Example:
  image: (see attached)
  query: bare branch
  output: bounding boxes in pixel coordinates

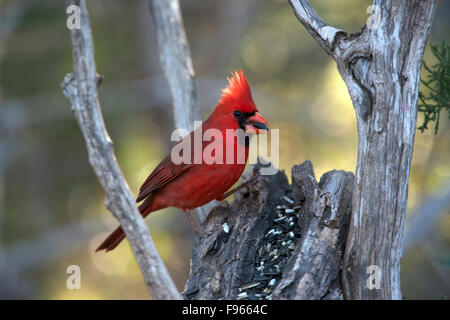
[287,0,346,58]
[288,1,372,121]
[0,0,35,57]
[61,0,180,300]
[149,0,200,131]
[149,0,216,222]
[0,0,36,255]
[1,219,103,275]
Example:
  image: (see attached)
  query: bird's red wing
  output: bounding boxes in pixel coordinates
[136,155,194,203]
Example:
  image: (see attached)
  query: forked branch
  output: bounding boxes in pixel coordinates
[61,0,181,300]
[287,0,347,58]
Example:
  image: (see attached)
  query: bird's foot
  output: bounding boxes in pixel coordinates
[222,173,259,199]
[193,229,210,239]
[184,209,210,239]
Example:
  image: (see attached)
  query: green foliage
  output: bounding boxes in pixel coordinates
[418,41,450,134]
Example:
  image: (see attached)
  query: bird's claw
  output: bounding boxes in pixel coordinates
[193,230,213,239]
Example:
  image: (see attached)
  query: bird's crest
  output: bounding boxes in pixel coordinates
[220,69,254,107]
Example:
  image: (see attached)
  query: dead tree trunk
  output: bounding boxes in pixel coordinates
[186,0,437,300]
[288,0,436,300]
[184,161,354,300]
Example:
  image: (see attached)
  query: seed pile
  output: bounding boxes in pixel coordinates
[236,196,302,300]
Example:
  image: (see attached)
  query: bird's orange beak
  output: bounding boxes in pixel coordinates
[245,112,269,134]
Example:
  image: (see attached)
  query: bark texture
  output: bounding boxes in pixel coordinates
[184,161,354,300]
[149,0,200,132]
[288,0,437,299]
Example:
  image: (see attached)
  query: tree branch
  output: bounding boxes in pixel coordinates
[287,0,373,121]
[61,0,181,300]
[149,0,216,222]
[287,0,347,58]
[149,0,200,131]
[0,0,35,57]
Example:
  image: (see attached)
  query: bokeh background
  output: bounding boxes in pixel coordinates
[0,0,448,299]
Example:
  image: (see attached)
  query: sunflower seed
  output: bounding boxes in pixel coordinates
[282,196,294,204]
[264,259,278,267]
[255,274,270,281]
[263,270,281,276]
[237,292,248,300]
[241,282,260,290]
[222,222,230,233]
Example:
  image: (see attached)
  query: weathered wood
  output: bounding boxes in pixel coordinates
[184,161,354,300]
[288,0,437,299]
[340,1,437,300]
[274,165,353,300]
[149,0,200,132]
[61,0,180,300]
[149,0,216,222]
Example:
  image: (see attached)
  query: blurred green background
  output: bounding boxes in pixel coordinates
[0,0,448,299]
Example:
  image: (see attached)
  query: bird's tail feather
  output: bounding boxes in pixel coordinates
[95,225,126,252]
[96,196,154,252]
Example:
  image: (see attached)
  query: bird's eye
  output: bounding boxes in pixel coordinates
[233,110,242,117]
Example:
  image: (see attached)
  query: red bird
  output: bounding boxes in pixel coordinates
[96,70,268,252]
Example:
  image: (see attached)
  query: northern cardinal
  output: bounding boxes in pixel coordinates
[96,70,268,252]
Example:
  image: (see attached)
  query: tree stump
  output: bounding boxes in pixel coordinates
[183,161,354,300]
